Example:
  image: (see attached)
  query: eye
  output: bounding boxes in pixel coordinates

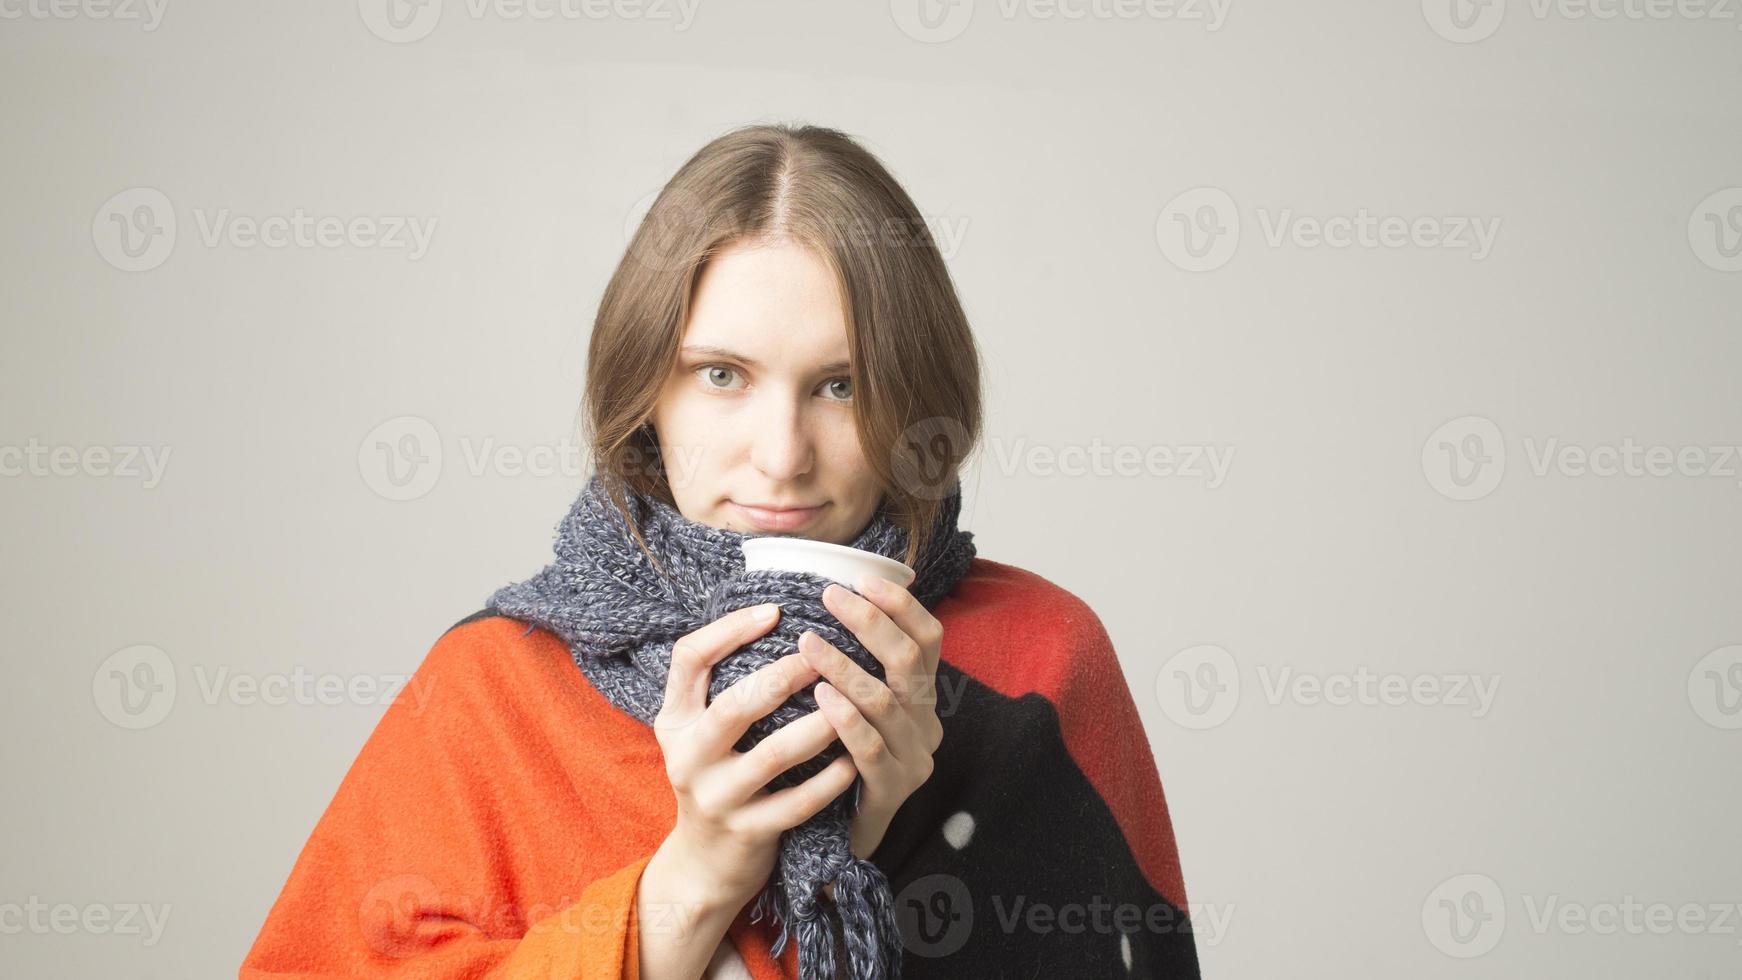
[821,377,853,401]
[696,364,744,390]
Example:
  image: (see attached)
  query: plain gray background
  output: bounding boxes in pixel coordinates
[3,1,1740,976]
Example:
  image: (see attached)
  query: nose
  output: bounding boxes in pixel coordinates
[749,391,815,482]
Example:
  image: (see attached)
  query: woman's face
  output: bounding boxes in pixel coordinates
[649,236,884,545]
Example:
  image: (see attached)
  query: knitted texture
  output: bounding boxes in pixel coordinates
[486,473,977,980]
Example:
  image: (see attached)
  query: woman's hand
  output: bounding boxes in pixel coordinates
[641,602,864,978]
[802,575,947,865]
[652,602,858,912]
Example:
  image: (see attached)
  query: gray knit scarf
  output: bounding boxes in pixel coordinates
[486,472,976,980]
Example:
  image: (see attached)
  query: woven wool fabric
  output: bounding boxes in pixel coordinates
[240,558,1202,979]
[485,473,978,980]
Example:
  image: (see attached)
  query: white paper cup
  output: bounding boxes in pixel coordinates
[740,536,916,593]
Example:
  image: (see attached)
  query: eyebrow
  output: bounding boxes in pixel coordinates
[680,345,851,374]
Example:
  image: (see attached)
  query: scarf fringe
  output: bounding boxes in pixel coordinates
[833,859,902,980]
[752,857,902,980]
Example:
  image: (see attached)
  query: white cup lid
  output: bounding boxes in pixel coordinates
[740,536,916,591]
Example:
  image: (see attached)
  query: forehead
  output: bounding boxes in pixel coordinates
[683,239,849,361]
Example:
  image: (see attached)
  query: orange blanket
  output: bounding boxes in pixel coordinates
[241,557,1197,978]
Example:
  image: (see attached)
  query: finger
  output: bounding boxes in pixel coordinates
[659,603,780,726]
[699,652,819,755]
[739,754,858,835]
[857,577,944,672]
[732,708,840,793]
[814,681,901,778]
[798,631,903,735]
[822,582,921,673]
[821,581,937,702]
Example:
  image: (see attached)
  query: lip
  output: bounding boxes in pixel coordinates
[732,500,828,532]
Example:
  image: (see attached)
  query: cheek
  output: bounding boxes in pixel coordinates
[651,394,722,496]
[656,391,727,450]
[823,448,882,514]
[817,429,874,477]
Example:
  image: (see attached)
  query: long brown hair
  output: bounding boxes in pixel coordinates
[584,123,982,570]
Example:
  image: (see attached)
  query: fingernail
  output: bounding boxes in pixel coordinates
[755,603,778,621]
[858,576,881,594]
[799,631,817,654]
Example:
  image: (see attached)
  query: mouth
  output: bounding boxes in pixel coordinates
[731,500,828,533]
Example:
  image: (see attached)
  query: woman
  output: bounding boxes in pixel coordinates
[241,124,1199,979]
